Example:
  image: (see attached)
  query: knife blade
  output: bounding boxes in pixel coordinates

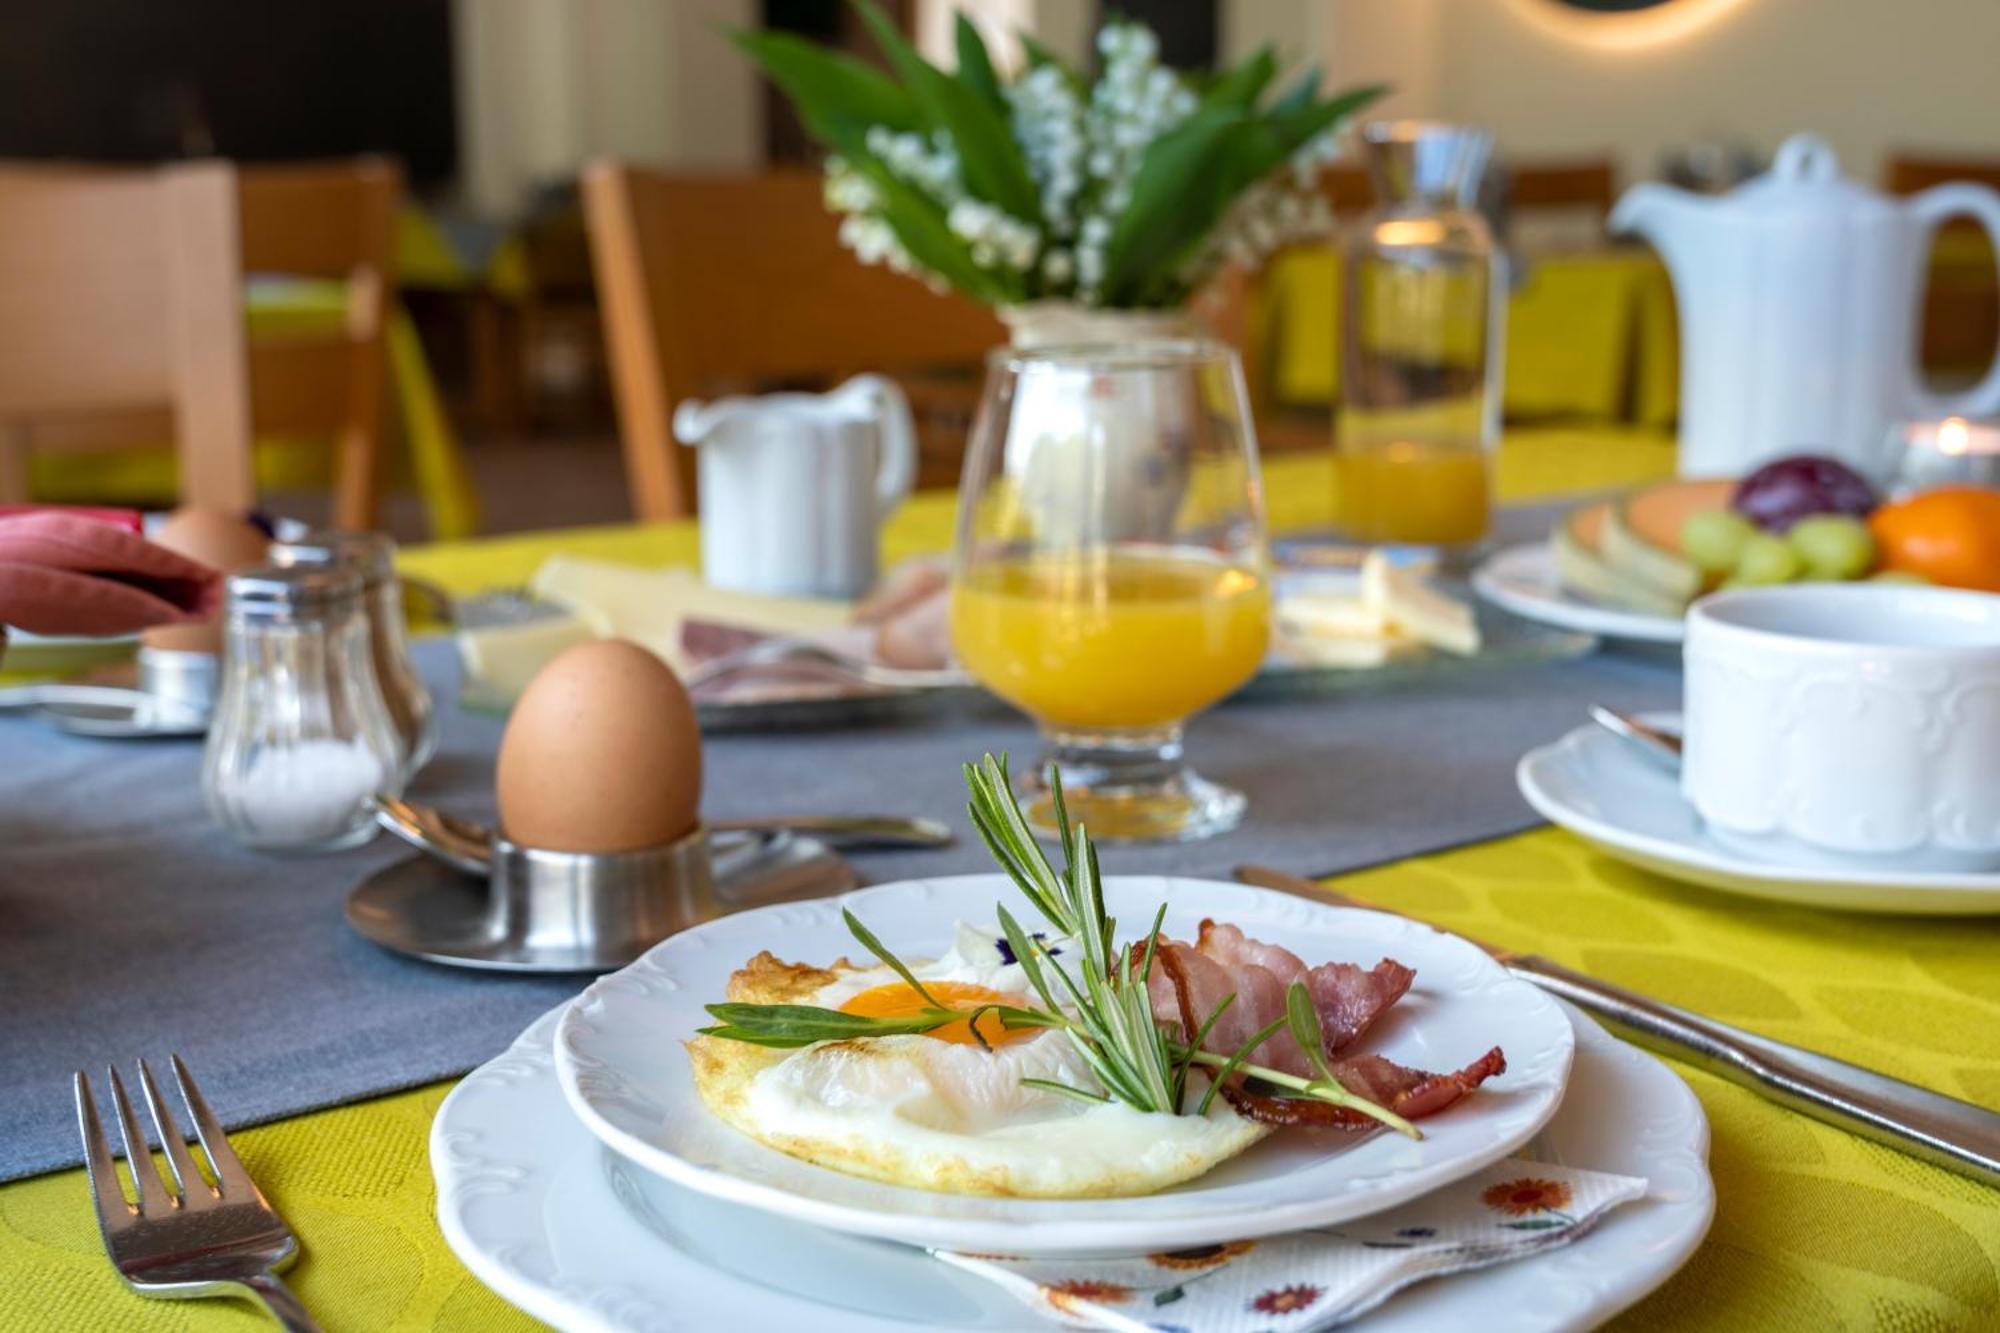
[1234,863,2000,1188]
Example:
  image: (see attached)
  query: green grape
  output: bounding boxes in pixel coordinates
[1680,509,1758,574]
[1729,532,1804,586]
[1870,569,1930,585]
[1786,514,1877,580]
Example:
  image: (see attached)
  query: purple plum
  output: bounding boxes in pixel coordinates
[1731,455,1879,533]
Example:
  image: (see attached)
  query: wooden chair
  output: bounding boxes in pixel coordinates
[236,157,399,529]
[583,163,1005,521]
[0,162,253,509]
[1884,153,2000,374]
[1,158,399,526]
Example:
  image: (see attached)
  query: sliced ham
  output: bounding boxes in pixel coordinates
[1196,920,1413,1051]
[1218,1048,1506,1128]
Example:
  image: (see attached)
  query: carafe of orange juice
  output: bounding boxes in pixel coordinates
[1335,122,1504,555]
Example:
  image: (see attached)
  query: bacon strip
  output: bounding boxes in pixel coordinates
[1196,921,1414,1051]
[1149,924,1504,1130]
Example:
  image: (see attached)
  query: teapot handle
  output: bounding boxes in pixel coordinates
[1907,184,2000,419]
[842,374,916,518]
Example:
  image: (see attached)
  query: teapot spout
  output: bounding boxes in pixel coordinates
[1608,182,1712,270]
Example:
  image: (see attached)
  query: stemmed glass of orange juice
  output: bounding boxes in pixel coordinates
[950,341,1271,843]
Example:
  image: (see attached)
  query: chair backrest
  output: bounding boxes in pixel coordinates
[583,163,1004,520]
[1885,153,2000,195]
[236,157,400,528]
[0,161,253,509]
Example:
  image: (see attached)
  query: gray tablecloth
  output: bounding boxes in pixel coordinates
[0,625,1676,1184]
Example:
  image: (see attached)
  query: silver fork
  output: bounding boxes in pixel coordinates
[75,1056,320,1331]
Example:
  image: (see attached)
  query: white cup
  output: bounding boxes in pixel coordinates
[1683,584,2000,872]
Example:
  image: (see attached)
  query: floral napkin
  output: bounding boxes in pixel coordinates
[933,1160,1647,1332]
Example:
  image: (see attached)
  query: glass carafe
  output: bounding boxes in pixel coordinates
[1336,122,1502,556]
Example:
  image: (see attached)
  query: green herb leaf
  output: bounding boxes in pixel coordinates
[1020,1076,1111,1104]
[843,906,945,1008]
[1195,1013,1290,1115]
[699,1002,955,1048]
[1203,47,1276,112]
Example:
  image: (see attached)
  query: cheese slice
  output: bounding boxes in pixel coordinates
[526,557,852,671]
[1361,550,1481,656]
[456,615,594,705]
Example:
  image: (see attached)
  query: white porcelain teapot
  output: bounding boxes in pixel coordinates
[1612,133,2000,479]
[673,374,915,599]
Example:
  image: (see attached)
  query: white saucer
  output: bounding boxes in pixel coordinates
[1473,544,1684,645]
[552,876,1576,1257]
[435,1001,1712,1333]
[1519,716,2000,914]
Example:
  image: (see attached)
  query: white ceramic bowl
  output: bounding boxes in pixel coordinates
[1683,583,2000,871]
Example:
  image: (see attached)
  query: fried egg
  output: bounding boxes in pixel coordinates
[686,925,1268,1198]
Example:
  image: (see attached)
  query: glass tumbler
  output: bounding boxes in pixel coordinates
[202,565,403,853]
[950,341,1271,843]
[1336,121,1503,556]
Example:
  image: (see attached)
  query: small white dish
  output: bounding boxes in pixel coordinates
[1684,584,2000,872]
[1520,715,2000,913]
[1472,544,1684,645]
[437,1001,1712,1333]
[552,875,1576,1258]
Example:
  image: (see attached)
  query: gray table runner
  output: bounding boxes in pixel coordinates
[0,617,1676,1183]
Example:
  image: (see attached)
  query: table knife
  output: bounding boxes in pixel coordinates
[1235,863,2000,1188]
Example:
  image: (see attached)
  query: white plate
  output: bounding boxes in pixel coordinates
[552,876,1577,1257]
[1519,716,2000,914]
[1473,544,1685,645]
[438,1000,1712,1333]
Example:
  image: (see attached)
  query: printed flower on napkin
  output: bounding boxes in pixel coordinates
[935,1159,1646,1332]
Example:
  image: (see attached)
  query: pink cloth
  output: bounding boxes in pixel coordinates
[0,513,220,637]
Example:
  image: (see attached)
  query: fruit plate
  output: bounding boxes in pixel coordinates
[1518,715,2000,914]
[1474,544,1685,645]
[439,1000,1711,1333]
[552,875,1577,1258]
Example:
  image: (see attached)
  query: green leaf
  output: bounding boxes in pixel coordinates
[843,907,944,1008]
[1096,105,1252,303]
[1204,47,1276,112]
[854,0,1041,221]
[1196,1012,1290,1115]
[843,154,1007,301]
[954,14,1006,113]
[700,1002,954,1048]
[1284,980,1343,1089]
[731,29,922,142]
[1020,1076,1110,1104]
[1269,65,1323,119]
[1267,83,1387,158]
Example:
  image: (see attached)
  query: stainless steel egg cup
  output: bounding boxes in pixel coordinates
[350,795,859,972]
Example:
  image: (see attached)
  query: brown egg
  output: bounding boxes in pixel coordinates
[496,638,702,852]
[139,506,270,653]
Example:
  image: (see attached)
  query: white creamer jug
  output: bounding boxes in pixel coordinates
[1612,133,2000,479]
[673,374,915,599]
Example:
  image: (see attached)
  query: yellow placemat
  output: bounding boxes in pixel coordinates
[5,827,1993,1331]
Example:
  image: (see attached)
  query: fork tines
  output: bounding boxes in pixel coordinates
[75,1054,256,1225]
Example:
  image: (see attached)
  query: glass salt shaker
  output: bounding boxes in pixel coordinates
[202,565,403,853]
[273,530,437,779]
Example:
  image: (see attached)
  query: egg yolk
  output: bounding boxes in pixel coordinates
[839,981,1040,1047]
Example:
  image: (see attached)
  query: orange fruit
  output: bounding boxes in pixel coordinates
[1868,487,2000,592]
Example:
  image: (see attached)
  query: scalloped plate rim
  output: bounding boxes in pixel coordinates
[551,874,1578,1256]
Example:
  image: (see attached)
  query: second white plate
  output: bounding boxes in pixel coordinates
[553,875,1576,1257]
[1519,716,2000,913]
[1473,543,1685,645]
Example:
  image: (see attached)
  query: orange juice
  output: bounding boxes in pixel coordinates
[950,550,1270,731]
[1333,441,1491,545]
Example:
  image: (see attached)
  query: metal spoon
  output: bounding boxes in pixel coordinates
[1589,705,1683,770]
[372,795,951,865]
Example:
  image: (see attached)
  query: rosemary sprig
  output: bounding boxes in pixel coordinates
[699,752,1418,1137]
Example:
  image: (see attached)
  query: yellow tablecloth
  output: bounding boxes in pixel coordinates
[1261,246,1682,431]
[6,437,1996,1333]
